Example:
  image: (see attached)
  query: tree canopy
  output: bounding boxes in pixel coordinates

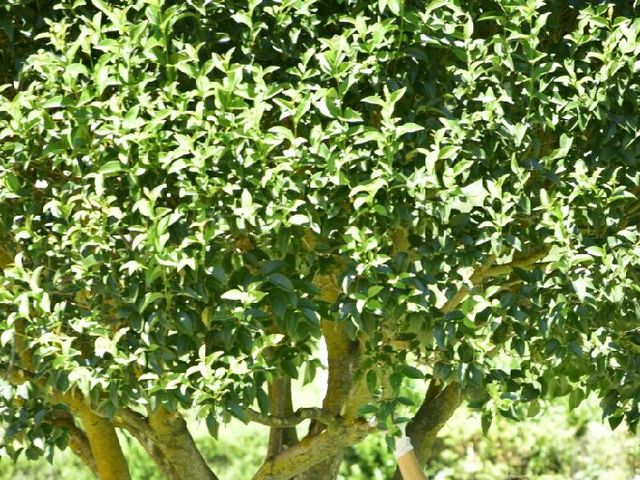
[1,1,640,479]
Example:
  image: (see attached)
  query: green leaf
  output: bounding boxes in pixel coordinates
[434,362,451,381]
[206,414,219,438]
[302,308,320,327]
[481,412,492,434]
[4,174,20,193]
[221,289,246,301]
[527,400,541,417]
[269,274,294,292]
[18,294,30,318]
[289,214,309,226]
[569,389,584,410]
[600,390,619,418]
[366,369,378,393]
[98,161,124,175]
[571,278,588,302]
[281,359,298,379]
[256,387,269,415]
[0,329,13,347]
[521,384,540,402]
[402,365,424,379]
[388,0,402,15]
[133,199,153,218]
[461,180,488,208]
[608,415,623,430]
[397,123,423,136]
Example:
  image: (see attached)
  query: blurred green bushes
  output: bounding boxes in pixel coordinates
[341,397,640,480]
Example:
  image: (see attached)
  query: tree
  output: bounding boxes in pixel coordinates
[1,0,639,479]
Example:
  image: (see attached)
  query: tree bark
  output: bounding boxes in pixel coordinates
[392,382,462,480]
[148,406,219,480]
[10,323,130,480]
[75,406,132,480]
[267,376,298,457]
[114,408,180,480]
[253,419,373,480]
[52,411,99,477]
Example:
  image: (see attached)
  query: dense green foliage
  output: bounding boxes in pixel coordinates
[0,1,57,88]
[1,0,640,477]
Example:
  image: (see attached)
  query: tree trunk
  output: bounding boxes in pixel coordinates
[296,455,343,480]
[267,376,299,457]
[114,409,180,480]
[52,411,99,477]
[148,406,219,480]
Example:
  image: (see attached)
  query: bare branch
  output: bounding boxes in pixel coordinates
[245,407,337,428]
[481,248,549,280]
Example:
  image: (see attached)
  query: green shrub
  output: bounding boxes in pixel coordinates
[2,1,640,479]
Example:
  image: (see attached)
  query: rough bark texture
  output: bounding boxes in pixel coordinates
[392,382,463,480]
[0,244,12,270]
[66,425,98,476]
[253,420,373,480]
[148,406,219,480]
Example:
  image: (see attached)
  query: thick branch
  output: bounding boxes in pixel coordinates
[297,269,372,480]
[52,412,98,477]
[247,407,337,429]
[113,409,180,480]
[313,268,367,422]
[295,322,364,480]
[392,382,462,480]
[148,406,219,480]
[252,420,375,480]
[74,405,132,480]
[3,290,207,480]
[1,362,130,479]
[0,361,178,480]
